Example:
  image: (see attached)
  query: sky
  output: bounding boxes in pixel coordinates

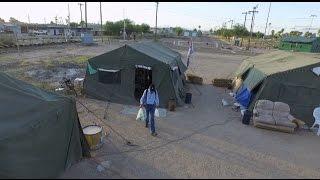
[1,2,320,34]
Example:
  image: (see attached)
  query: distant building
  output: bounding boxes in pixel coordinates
[183,29,199,37]
[279,36,320,53]
[0,23,21,34]
[183,31,191,37]
[19,23,93,36]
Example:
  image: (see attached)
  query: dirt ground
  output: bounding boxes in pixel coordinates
[1,38,320,179]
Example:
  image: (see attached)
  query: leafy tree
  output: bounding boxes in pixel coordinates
[140,23,150,33]
[317,29,320,37]
[274,28,285,38]
[70,22,79,28]
[209,28,213,34]
[304,31,313,38]
[173,27,183,36]
[9,17,21,24]
[232,24,249,37]
[254,31,264,38]
[271,30,275,37]
[0,17,5,23]
[289,31,303,36]
[103,19,150,36]
[79,21,85,27]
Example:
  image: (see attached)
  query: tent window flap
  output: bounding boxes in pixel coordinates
[98,69,121,84]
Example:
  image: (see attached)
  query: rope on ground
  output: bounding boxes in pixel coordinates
[97,115,239,157]
[76,99,136,147]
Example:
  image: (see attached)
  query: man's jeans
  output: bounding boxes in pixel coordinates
[145,104,156,134]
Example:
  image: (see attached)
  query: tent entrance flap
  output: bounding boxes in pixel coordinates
[134,66,152,101]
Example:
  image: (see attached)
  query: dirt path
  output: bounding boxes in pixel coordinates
[61,84,320,179]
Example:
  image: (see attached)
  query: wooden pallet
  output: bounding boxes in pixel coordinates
[186,74,203,85]
[212,78,232,88]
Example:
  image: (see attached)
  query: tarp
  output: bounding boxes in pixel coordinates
[84,41,187,107]
[0,72,90,178]
[235,85,252,108]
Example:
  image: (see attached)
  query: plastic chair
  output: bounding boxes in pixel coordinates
[311,107,320,136]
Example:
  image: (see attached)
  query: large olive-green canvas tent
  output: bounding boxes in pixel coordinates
[279,36,320,53]
[233,50,320,126]
[84,41,187,107]
[0,72,90,178]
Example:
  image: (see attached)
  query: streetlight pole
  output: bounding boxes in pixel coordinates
[155,2,159,41]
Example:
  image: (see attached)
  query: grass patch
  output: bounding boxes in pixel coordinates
[73,55,92,64]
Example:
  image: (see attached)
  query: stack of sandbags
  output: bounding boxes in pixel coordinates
[186,73,203,85]
[212,78,232,88]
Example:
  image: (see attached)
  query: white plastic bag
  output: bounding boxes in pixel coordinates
[155,108,167,118]
[136,108,146,121]
[155,108,160,117]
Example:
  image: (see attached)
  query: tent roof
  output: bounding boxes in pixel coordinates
[128,41,186,70]
[281,36,317,43]
[234,50,320,90]
[235,50,320,77]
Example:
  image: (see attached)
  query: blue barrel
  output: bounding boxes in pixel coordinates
[185,93,192,104]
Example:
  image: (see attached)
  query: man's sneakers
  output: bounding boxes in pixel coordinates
[151,132,158,137]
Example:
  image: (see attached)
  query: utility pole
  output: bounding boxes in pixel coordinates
[247,4,259,50]
[67,3,71,42]
[68,4,70,25]
[228,19,234,29]
[100,2,103,43]
[242,11,250,28]
[26,14,30,34]
[155,2,159,41]
[264,2,271,39]
[309,14,317,32]
[85,2,88,28]
[268,23,271,36]
[123,8,126,40]
[78,3,83,27]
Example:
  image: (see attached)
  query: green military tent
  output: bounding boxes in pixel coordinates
[233,50,320,127]
[0,72,90,178]
[279,36,320,53]
[84,41,187,107]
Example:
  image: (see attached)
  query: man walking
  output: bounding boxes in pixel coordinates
[140,84,159,136]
